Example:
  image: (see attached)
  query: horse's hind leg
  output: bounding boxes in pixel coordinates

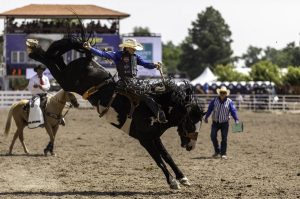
[8,130,19,155]
[18,128,29,154]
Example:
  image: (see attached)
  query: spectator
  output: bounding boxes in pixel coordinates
[195,85,205,94]
[235,92,244,110]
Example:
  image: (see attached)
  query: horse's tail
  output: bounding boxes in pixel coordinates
[4,103,17,136]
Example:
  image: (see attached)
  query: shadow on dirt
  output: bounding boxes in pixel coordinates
[0,191,177,197]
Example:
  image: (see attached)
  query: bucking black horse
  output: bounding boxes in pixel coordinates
[27,35,205,189]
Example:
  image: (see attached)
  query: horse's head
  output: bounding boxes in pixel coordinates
[177,103,205,151]
[66,92,80,108]
[168,81,205,151]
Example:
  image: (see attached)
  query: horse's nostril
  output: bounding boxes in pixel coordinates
[186,146,192,151]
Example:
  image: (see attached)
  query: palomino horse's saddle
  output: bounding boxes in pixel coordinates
[24,94,47,112]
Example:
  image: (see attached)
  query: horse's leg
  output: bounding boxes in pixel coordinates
[44,124,55,156]
[8,130,19,155]
[139,140,181,189]
[52,125,59,138]
[18,126,29,154]
[154,138,191,186]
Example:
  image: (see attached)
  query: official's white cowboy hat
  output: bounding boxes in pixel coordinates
[216,86,230,96]
[119,38,143,51]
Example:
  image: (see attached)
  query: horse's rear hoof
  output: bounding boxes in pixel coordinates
[178,177,191,186]
[170,179,181,190]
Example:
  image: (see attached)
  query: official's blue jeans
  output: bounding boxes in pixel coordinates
[210,121,229,155]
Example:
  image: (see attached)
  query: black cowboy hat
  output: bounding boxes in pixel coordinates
[34,65,46,72]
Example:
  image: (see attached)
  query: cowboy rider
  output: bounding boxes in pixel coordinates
[27,65,50,128]
[83,38,167,123]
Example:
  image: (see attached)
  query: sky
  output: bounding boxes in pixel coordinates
[1,0,300,57]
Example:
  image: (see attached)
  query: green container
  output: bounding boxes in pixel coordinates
[232,122,243,133]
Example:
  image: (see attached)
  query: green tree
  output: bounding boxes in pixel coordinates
[281,42,300,67]
[214,64,250,81]
[132,26,151,36]
[283,66,300,85]
[262,43,300,68]
[178,6,233,79]
[263,46,292,68]
[249,60,282,85]
[162,41,182,73]
[241,45,263,67]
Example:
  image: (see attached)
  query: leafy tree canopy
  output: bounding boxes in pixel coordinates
[241,45,263,68]
[283,66,300,85]
[178,6,233,79]
[214,64,250,81]
[249,60,282,85]
[162,41,182,73]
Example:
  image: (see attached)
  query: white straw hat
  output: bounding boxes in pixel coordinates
[216,86,230,96]
[119,38,143,51]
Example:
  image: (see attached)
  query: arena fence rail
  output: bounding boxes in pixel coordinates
[1,91,300,112]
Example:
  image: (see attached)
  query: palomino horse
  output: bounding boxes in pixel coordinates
[4,90,79,155]
[27,36,205,189]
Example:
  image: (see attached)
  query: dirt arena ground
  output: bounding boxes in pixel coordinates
[0,108,299,199]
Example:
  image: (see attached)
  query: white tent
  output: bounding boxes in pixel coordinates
[191,67,218,85]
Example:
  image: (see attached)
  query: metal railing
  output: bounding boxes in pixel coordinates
[1,91,300,112]
[195,94,300,112]
[0,91,92,109]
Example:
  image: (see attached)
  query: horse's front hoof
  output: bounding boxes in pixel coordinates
[50,152,56,156]
[178,177,191,186]
[170,179,181,190]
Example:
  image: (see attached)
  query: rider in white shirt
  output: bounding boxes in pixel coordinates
[28,65,50,95]
[27,65,50,128]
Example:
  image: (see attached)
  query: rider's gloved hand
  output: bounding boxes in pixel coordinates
[155,62,162,70]
[83,42,92,50]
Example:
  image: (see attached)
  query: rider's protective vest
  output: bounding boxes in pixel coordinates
[116,52,137,79]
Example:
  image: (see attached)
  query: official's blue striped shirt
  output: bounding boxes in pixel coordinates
[205,97,239,123]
